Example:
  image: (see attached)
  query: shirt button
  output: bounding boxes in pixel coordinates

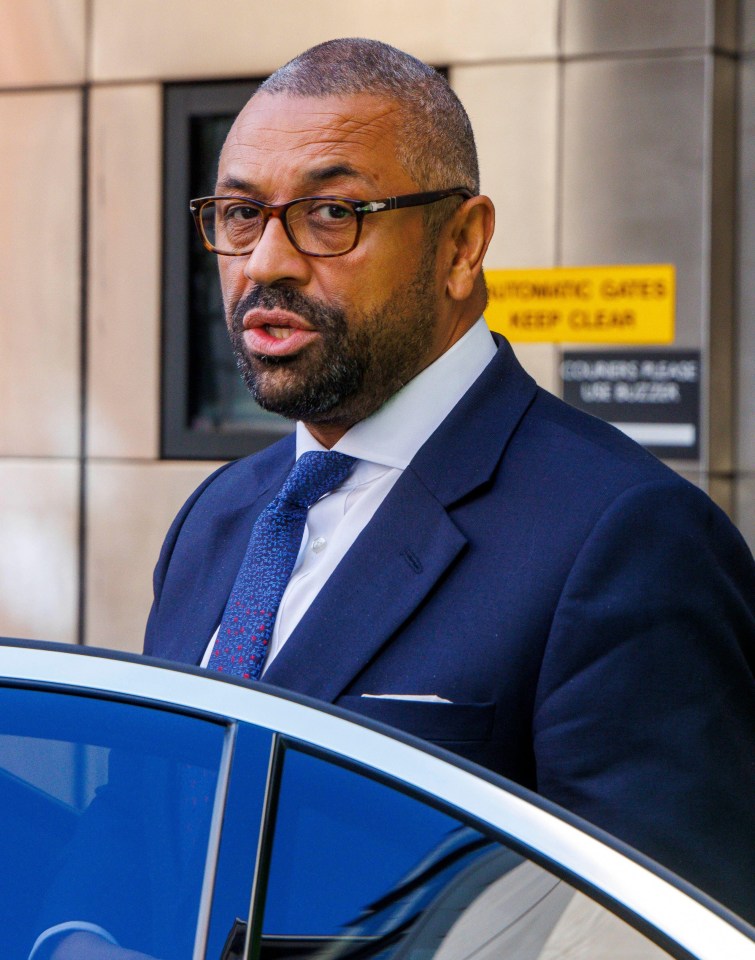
[312,536,327,554]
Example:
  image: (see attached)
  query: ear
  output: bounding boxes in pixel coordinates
[444,196,495,302]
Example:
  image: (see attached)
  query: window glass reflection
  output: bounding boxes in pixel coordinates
[260,746,674,960]
[0,687,227,960]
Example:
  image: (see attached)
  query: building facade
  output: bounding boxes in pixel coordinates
[1,0,753,650]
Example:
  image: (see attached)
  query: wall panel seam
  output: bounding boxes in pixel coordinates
[78,0,94,647]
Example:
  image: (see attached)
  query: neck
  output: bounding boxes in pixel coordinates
[303,422,349,449]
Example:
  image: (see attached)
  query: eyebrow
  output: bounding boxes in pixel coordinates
[216,164,374,198]
[307,163,368,185]
[216,175,256,194]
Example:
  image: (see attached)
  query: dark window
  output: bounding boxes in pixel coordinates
[162,81,293,460]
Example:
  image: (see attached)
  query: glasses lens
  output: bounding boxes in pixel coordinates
[286,199,358,255]
[201,199,263,254]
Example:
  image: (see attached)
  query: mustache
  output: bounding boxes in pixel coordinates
[230,285,341,334]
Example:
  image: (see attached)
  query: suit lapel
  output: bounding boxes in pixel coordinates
[263,338,538,700]
[261,467,466,699]
[411,335,537,506]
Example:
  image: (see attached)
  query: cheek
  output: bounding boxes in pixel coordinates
[217,260,245,314]
[318,242,424,316]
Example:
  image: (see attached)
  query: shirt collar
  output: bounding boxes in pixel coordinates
[296,318,497,469]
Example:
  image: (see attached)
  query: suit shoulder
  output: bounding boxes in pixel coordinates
[161,433,295,539]
[189,433,295,505]
[489,384,749,549]
[147,432,295,626]
[522,386,678,484]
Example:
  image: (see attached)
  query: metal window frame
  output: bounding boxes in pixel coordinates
[161,79,292,461]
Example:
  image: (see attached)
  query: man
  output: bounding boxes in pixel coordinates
[145,38,755,923]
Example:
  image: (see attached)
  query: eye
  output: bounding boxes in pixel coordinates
[224,203,260,222]
[309,201,355,223]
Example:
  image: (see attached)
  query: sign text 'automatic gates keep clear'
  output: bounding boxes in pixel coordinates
[484,264,675,344]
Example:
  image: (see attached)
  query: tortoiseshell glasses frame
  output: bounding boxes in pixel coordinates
[189,188,473,258]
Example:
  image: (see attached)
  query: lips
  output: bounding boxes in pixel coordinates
[242,308,320,357]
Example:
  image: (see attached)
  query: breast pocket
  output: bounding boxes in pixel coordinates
[336,697,495,744]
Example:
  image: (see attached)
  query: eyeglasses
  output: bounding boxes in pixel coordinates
[189,188,473,258]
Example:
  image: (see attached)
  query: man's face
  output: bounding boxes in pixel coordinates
[215,92,450,436]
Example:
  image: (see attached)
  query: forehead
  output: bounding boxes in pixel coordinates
[218,92,414,197]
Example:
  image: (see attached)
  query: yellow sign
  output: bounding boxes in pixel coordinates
[484,264,675,344]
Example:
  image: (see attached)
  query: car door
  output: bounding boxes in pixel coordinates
[1,643,753,960]
[233,737,733,960]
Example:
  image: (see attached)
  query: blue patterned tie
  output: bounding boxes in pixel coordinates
[208,451,356,679]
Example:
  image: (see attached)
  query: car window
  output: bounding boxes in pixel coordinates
[0,686,228,960]
[252,744,675,960]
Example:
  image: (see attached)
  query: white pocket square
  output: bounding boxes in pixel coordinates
[360,693,452,703]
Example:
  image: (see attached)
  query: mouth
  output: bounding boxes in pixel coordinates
[265,325,295,340]
[241,308,320,357]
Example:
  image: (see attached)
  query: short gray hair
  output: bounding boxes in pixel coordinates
[258,38,480,198]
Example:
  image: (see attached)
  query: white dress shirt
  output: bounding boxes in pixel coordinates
[202,318,496,671]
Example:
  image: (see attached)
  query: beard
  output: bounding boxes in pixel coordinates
[227,244,438,427]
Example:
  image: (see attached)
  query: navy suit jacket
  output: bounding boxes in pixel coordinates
[145,337,755,922]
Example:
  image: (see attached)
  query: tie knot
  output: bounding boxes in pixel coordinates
[278,451,356,510]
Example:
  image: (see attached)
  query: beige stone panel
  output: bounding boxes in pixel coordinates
[0,0,86,86]
[562,0,738,55]
[85,459,222,653]
[0,459,79,644]
[734,474,754,552]
[508,343,559,394]
[87,84,161,459]
[91,0,558,82]
[0,91,81,457]
[706,473,733,519]
[745,0,755,51]
[707,55,736,475]
[452,63,558,269]
[455,63,559,391]
[671,470,736,523]
[448,0,559,60]
[561,57,708,341]
[669,469,705,490]
[738,59,755,470]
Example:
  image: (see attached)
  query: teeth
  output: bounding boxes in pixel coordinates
[266,325,293,340]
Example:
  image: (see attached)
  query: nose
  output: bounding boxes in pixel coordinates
[242,214,311,287]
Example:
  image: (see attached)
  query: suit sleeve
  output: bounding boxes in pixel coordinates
[532,478,755,923]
